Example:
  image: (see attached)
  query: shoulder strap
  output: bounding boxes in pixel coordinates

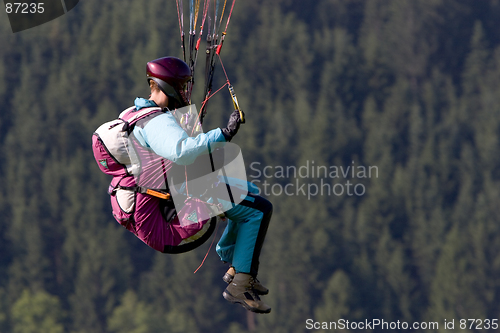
[119,106,164,126]
[115,106,165,134]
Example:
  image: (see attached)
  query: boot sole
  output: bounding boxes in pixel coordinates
[223,274,269,295]
[223,291,271,314]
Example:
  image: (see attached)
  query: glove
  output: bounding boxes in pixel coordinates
[222,110,245,142]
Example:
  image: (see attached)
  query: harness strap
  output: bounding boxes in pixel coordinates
[146,189,171,200]
[114,185,172,200]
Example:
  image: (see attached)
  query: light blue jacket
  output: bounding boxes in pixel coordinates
[132,98,226,165]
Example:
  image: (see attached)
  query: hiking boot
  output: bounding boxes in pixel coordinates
[223,273,272,314]
[223,267,269,295]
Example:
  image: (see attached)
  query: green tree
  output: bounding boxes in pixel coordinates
[108,290,160,333]
[11,289,64,333]
[314,270,353,328]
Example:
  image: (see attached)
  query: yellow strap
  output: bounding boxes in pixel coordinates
[220,0,228,26]
[146,189,171,200]
[228,84,244,123]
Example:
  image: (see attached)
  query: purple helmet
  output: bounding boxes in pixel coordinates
[146,57,192,107]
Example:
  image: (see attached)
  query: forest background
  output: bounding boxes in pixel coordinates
[1,0,500,332]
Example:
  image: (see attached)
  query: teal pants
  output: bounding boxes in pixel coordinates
[215,192,272,276]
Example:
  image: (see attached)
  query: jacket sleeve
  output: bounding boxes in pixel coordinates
[133,112,226,165]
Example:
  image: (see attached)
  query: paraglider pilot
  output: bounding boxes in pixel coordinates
[132,57,272,314]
